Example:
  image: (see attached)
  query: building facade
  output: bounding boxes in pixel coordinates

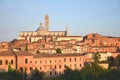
[18,14,69,42]
[0,51,86,78]
[0,51,16,71]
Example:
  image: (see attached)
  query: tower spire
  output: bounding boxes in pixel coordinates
[45,14,49,31]
[66,25,69,36]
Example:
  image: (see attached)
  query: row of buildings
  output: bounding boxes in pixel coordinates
[0,14,120,78]
[11,14,118,54]
[0,50,86,77]
[14,33,120,54]
[0,49,119,77]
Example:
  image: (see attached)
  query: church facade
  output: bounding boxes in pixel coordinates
[18,14,69,42]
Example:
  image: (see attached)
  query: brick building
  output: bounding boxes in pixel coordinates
[0,51,86,78]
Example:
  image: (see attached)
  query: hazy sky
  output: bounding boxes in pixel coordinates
[0,0,120,42]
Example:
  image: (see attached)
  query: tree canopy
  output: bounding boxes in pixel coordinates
[56,48,62,54]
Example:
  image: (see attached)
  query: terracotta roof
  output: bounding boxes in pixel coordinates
[89,46,117,48]
[33,53,84,58]
[86,52,117,54]
[0,51,15,56]
[15,51,33,56]
[57,36,82,38]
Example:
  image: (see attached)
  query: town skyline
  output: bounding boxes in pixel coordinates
[0,0,120,42]
[0,0,120,78]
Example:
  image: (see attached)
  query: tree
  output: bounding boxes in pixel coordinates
[98,69,120,80]
[7,64,22,80]
[36,50,40,54]
[11,39,17,43]
[63,67,73,80]
[115,55,120,68]
[23,69,27,80]
[72,69,81,80]
[80,65,105,80]
[60,64,120,80]
[0,71,7,80]
[56,48,62,54]
[25,43,28,51]
[62,67,82,80]
[7,69,22,80]
[92,52,101,65]
[8,63,15,71]
[56,74,63,80]
[107,56,115,68]
[30,69,45,80]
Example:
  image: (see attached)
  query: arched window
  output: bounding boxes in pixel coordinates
[25,58,28,64]
[5,60,8,65]
[11,60,14,65]
[50,71,52,76]
[0,60,2,65]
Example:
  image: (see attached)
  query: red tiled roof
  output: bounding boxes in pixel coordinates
[15,51,33,56]
[57,36,82,38]
[33,53,84,58]
[0,51,15,56]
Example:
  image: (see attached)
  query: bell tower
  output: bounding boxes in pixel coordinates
[66,25,69,36]
[45,14,49,31]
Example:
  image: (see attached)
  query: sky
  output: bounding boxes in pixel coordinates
[0,0,120,42]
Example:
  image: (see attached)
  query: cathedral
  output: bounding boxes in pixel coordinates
[18,14,69,42]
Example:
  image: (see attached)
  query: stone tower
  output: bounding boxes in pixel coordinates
[45,14,49,31]
[66,25,69,36]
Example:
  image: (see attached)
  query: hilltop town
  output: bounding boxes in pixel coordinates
[0,14,120,78]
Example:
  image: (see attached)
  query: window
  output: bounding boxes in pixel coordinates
[20,67,23,72]
[40,61,42,64]
[25,58,28,64]
[50,71,52,76]
[25,68,28,71]
[40,67,42,70]
[54,65,56,69]
[69,58,71,62]
[30,67,33,71]
[55,60,56,63]
[59,65,61,69]
[74,58,76,61]
[5,60,8,65]
[50,60,51,63]
[64,65,66,68]
[11,60,13,65]
[64,58,66,62]
[80,64,81,67]
[44,65,46,69]
[35,67,37,70]
[50,65,52,69]
[80,58,81,61]
[75,64,77,68]
[35,61,37,64]
[0,60,2,65]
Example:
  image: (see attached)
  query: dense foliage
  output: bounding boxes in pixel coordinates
[57,65,120,80]
[56,54,120,80]
[1,54,120,80]
[0,65,45,80]
[28,69,45,80]
[0,67,22,80]
[56,48,62,53]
